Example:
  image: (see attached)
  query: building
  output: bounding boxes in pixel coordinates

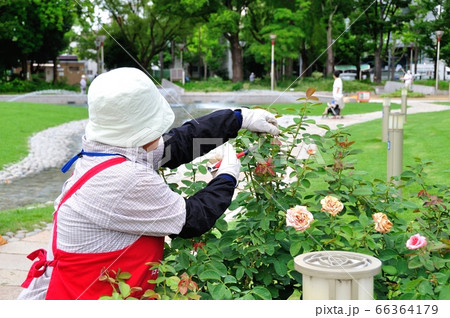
[14,55,98,85]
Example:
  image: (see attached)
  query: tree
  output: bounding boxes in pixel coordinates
[243,0,311,81]
[321,0,353,76]
[356,0,413,83]
[0,0,77,81]
[95,0,206,72]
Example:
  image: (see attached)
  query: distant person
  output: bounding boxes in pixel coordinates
[249,72,255,82]
[332,70,344,118]
[80,75,87,94]
[403,70,413,90]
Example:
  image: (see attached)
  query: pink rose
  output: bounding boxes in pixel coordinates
[286,205,314,232]
[320,196,344,216]
[406,234,427,250]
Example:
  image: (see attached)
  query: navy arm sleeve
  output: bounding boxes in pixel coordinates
[172,176,235,239]
[161,109,242,169]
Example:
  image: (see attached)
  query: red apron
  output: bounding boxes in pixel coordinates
[22,157,164,300]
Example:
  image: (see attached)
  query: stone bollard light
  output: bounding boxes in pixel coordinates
[294,251,381,300]
[387,113,406,185]
[382,97,391,142]
[401,88,408,120]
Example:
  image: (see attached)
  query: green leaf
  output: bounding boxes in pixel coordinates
[208,282,232,300]
[197,164,207,174]
[378,249,398,261]
[273,260,288,276]
[418,280,434,296]
[352,187,373,196]
[382,265,397,275]
[301,179,311,188]
[236,266,244,280]
[275,231,287,241]
[117,271,132,280]
[359,214,369,227]
[289,240,302,257]
[316,124,330,131]
[402,201,418,209]
[239,293,256,300]
[207,261,228,277]
[118,281,131,298]
[408,257,423,269]
[251,286,272,300]
[215,217,228,232]
[199,270,221,281]
[224,275,237,284]
[439,286,450,300]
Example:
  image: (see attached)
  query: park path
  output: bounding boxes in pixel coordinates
[0,97,448,300]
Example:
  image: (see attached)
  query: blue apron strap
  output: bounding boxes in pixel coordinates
[61,150,125,173]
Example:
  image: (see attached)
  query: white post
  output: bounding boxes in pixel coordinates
[401,88,408,120]
[387,113,406,196]
[382,97,391,142]
[270,34,277,91]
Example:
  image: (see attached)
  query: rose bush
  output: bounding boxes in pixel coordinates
[102,88,449,300]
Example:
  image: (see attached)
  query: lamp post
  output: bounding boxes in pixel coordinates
[96,35,106,74]
[387,112,406,195]
[270,34,277,91]
[435,30,444,92]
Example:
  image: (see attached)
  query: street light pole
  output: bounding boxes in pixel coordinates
[435,30,444,92]
[270,34,277,91]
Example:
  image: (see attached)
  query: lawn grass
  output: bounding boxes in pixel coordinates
[0,102,88,169]
[304,110,450,201]
[343,109,450,190]
[0,205,53,235]
[258,102,402,116]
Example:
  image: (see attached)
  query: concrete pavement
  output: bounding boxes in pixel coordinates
[0,230,50,299]
[0,96,448,300]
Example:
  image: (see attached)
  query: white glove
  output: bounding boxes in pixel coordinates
[240,108,280,136]
[210,143,241,182]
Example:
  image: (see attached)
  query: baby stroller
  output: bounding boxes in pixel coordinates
[322,100,343,119]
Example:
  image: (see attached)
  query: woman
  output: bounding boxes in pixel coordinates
[18,67,279,300]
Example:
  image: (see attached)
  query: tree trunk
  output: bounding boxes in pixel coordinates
[286,58,293,78]
[326,11,335,76]
[21,58,28,80]
[374,48,382,83]
[301,43,309,77]
[53,56,58,84]
[159,51,164,80]
[229,34,243,82]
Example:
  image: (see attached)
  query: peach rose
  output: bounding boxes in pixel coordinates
[372,212,393,233]
[320,196,344,216]
[286,205,314,232]
[406,234,427,250]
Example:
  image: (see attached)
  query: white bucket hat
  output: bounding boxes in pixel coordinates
[85,67,174,148]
